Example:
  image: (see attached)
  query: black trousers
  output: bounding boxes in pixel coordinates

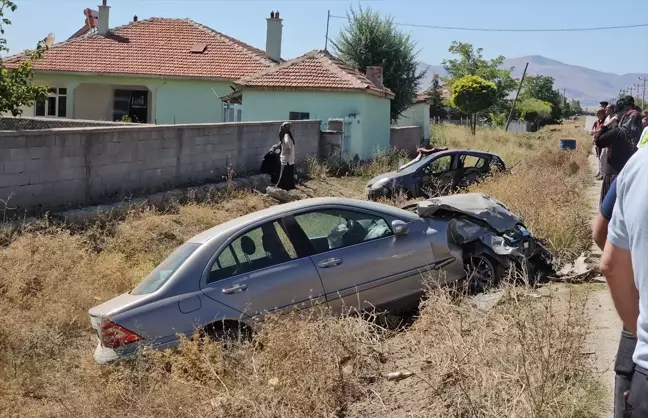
[615,328,637,418]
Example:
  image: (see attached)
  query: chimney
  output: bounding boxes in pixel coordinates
[266,11,282,62]
[365,66,384,89]
[133,15,138,22]
[98,0,110,35]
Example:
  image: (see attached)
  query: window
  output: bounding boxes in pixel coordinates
[209,221,297,283]
[131,243,201,295]
[289,112,310,121]
[461,155,486,169]
[424,155,452,175]
[294,209,393,253]
[223,104,243,122]
[35,87,67,117]
[113,89,148,123]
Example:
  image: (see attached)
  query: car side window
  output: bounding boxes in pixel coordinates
[294,209,393,254]
[461,155,486,169]
[424,155,452,175]
[208,221,297,283]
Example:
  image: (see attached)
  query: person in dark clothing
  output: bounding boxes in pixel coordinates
[276,122,296,190]
[593,178,638,418]
[595,97,639,202]
[260,143,281,184]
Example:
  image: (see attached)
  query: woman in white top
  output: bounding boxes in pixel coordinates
[276,121,296,190]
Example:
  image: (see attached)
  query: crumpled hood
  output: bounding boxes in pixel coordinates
[366,171,404,188]
[416,193,522,233]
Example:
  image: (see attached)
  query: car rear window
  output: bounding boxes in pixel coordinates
[131,243,201,295]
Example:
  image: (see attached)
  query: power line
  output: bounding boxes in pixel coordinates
[329,14,648,33]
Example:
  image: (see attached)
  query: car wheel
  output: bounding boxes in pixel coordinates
[465,255,501,293]
[203,320,252,345]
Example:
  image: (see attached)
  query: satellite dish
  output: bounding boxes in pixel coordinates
[45,33,55,48]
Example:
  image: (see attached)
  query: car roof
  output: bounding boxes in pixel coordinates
[188,197,419,244]
[432,149,503,160]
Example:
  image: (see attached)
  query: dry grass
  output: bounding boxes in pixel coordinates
[0,120,602,417]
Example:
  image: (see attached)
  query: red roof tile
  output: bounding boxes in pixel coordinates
[4,18,277,80]
[236,50,394,98]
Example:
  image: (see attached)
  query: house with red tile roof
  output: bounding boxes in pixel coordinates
[5,4,280,124]
[223,49,394,159]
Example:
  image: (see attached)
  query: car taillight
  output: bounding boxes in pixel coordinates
[100,319,141,349]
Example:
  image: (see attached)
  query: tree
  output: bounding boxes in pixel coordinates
[518,98,552,130]
[333,6,425,123]
[521,75,562,124]
[441,42,516,115]
[451,75,497,134]
[0,1,47,116]
[425,73,447,120]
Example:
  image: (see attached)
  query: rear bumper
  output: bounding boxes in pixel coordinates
[93,337,181,365]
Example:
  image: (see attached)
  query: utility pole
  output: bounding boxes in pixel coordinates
[506,62,529,132]
[628,85,634,97]
[640,76,647,109]
[324,10,330,51]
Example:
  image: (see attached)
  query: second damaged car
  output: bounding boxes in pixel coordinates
[88,194,551,364]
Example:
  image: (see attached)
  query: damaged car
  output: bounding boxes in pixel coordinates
[88,194,550,364]
[366,149,506,200]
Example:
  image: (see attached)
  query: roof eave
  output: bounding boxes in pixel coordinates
[234,84,394,99]
[27,69,241,83]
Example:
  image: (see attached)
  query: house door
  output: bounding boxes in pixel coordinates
[113,89,148,123]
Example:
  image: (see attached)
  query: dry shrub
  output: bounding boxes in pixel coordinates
[345,285,603,417]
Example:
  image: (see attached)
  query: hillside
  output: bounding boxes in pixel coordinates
[418,55,647,106]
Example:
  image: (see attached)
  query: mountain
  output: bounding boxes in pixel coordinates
[417,55,648,107]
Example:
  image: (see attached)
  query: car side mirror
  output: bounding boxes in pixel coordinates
[392,220,409,236]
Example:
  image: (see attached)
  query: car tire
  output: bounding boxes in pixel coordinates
[464,254,504,294]
[202,320,252,345]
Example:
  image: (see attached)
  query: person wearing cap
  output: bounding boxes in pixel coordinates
[276,121,296,190]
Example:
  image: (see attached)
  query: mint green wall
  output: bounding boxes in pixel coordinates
[242,89,390,159]
[394,102,430,140]
[155,80,231,124]
[27,73,231,124]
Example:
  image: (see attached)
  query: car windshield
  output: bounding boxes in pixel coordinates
[131,243,201,295]
[397,154,436,174]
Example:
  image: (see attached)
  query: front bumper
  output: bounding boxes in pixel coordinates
[366,186,389,200]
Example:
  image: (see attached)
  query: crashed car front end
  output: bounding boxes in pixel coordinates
[413,193,553,283]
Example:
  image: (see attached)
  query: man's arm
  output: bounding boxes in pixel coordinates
[592,215,609,251]
[600,242,638,334]
[593,178,618,250]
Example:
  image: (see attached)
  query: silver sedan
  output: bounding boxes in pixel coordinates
[89,195,549,364]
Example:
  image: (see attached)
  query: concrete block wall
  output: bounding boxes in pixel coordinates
[0,120,320,212]
[390,126,422,157]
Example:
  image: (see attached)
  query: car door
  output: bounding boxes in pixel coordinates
[290,206,434,314]
[200,219,326,318]
[457,153,489,187]
[417,153,456,197]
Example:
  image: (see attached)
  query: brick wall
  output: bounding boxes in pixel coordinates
[0,120,320,212]
[390,126,422,157]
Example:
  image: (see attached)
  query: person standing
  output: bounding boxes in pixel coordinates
[276,121,296,190]
[637,112,648,149]
[593,177,637,418]
[601,145,648,415]
[595,98,637,203]
[591,107,606,179]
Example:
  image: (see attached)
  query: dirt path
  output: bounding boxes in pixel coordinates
[585,154,622,418]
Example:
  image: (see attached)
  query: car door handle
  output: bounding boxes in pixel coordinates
[222,284,248,294]
[318,258,343,268]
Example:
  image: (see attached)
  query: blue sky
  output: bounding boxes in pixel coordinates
[4,0,648,75]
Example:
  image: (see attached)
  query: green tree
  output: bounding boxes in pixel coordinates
[441,42,516,115]
[521,75,562,124]
[425,73,447,120]
[570,99,584,116]
[333,6,425,123]
[0,1,47,117]
[451,75,497,134]
[518,98,552,130]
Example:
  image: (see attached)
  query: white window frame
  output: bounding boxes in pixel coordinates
[223,103,243,123]
[35,87,68,118]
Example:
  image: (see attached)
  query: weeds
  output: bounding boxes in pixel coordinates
[0,120,601,417]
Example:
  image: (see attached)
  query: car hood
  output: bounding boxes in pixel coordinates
[415,193,522,233]
[366,171,404,188]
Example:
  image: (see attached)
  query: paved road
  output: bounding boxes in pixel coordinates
[585,153,621,418]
